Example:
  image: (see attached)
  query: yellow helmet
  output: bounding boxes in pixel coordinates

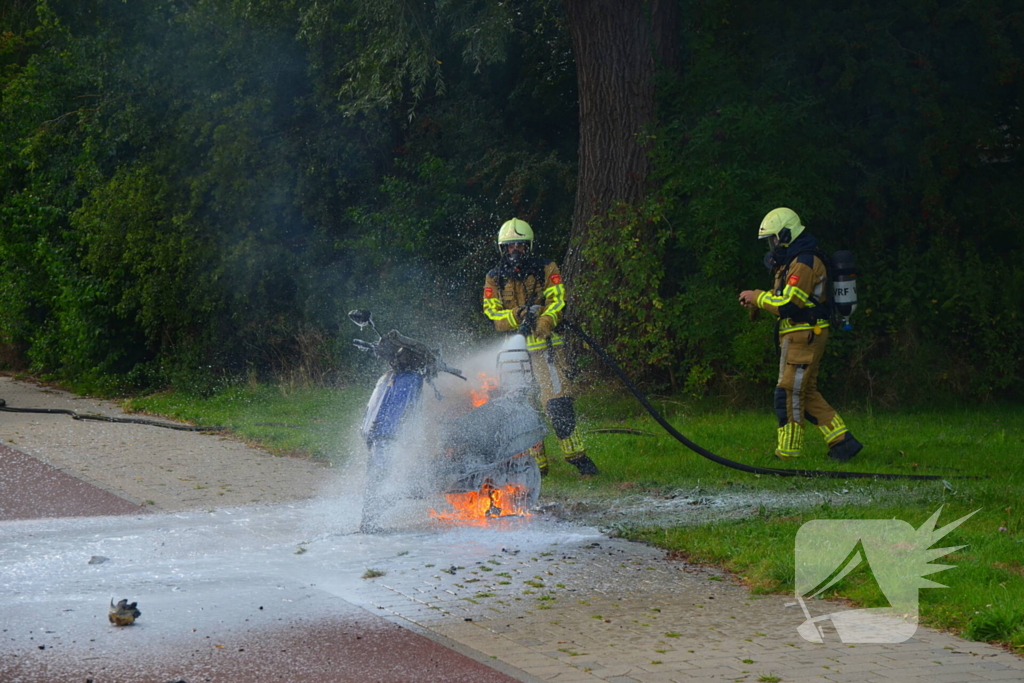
[497,218,534,256]
[758,207,805,246]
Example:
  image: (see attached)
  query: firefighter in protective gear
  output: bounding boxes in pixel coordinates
[483,218,599,476]
[738,208,863,463]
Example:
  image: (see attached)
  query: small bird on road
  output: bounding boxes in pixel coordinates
[108,598,141,626]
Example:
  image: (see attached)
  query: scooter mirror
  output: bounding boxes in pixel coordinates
[348,309,373,328]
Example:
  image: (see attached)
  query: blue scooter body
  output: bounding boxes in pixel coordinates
[347,311,541,533]
[360,370,424,446]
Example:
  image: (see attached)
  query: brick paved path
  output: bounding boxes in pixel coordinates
[344,532,1024,683]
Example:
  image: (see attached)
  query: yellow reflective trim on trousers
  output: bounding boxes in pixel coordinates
[820,425,848,443]
[528,442,548,470]
[558,432,585,456]
[818,415,848,443]
[776,423,804,458]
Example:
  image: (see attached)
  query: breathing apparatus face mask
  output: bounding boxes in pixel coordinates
[762,233,784,272]
[765,228,792,266]
[502,241,530,265]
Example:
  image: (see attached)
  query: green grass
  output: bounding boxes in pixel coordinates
[124,383,366,461]
[553,396,1024,652]
[121,380,1024,650]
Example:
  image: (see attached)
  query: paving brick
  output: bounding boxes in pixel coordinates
[824,662,884,675]
[835,653,897,666]
[825,673,918,683]
[676,666,747,678]
[544,672,602,682]
[924,674,989,683]
[349,534,1024,683]
[876,657,946,670]
[972,670,1024,681]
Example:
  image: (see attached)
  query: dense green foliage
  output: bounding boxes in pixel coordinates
[1,0,1022,402]
[583,0,1024,403]
[0,0,576,393]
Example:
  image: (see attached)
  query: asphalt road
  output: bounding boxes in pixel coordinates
[0,446,528,683]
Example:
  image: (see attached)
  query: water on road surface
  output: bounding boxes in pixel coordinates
[0,496,603,681]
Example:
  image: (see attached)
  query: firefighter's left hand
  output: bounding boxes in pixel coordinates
[738,290,758,309]
[534,315,555,339]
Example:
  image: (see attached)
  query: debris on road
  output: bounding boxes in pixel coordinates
[109,598,141,626]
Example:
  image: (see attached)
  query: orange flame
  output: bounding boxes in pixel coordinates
[469,372,500,407]
[430,481,531,524]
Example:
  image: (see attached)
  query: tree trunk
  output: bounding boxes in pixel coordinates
[560,0,668,289]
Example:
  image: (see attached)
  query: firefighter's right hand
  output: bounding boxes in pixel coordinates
[738,290,758,309]
[512,307,527,324]
[534,315,555,338]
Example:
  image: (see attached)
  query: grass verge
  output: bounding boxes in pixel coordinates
[124,382,366,461]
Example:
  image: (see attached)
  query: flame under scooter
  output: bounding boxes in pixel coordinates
[349,310,545,533]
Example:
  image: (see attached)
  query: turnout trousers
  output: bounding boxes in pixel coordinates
[530,344,586,460]
[775,329,849,458]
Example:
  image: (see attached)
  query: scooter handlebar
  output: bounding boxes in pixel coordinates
[349,316,465,380]
[441,364,467,381]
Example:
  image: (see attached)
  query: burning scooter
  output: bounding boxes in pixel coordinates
[348,310,546,533]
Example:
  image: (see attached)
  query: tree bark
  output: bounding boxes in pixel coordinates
[560,0,673,291]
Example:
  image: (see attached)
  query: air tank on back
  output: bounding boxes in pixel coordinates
[832,250,857,331]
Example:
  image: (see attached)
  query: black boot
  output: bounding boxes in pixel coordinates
[828,434,863,463]
[567,452,599,476]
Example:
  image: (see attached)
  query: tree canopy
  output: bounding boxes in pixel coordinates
[1,0,1022,403]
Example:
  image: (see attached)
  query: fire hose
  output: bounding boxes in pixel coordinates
[0,398,227,432]
[560,320,958,482]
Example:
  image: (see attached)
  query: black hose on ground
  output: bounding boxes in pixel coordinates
[561,321,954,482]
[0,398,227,432]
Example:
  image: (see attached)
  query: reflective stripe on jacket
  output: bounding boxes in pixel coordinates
[483,258,566,349]
[754,252,830,335]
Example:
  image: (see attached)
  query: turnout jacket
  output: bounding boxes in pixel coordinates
[753,234,831,336]
[483,257,567,352]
